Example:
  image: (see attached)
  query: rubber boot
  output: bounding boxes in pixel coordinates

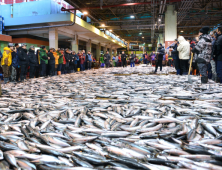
[201,77,208,84]
[193,69,196,75]
[177,69,180,75]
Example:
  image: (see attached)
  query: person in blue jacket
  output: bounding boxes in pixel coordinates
[11,47,19,82]
[171,39,180,75]
[73,51,79,72]
[86,51,92,70]
[0,50,2,61]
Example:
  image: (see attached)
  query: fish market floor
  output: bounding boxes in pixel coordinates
[0,65,221,170]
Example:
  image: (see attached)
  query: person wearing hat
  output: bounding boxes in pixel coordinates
[192,26,212,83]
[177,36,190,75]
[154,43,165,73]
[213,25,222,83]
[28,46,38,79]
[1,43,13,83]
[18,43,29,81]
[47,48,55,76]
[39,46,49,77]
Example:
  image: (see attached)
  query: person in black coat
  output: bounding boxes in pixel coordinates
[69,51,76,73]
[28,46,38,79]
[130,51,136,67]
[64,49,71,73]
[154,43,165,73]
[171,39,180,75]
[121,51,127,67]
[214,26,222,83]
[48,48,55,76]
[104,51,111,68]
[18,44,29,81]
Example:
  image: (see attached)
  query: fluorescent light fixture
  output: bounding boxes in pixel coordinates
[139,33,142,34]
[83,11,88,15]
[101,24,105,27]
[130,15,135,18]
[142,37,144,38]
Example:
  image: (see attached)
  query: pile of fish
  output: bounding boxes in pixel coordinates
[0,66,221,170]
[110,65,177,75]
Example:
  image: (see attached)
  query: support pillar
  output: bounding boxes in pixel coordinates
[127,43,130,51]
[49,28,58,49]
[165,5,177,48]
[86,39,91,52]
[96,43,101,61]
[158,34,164,46]
[71,34,78,52]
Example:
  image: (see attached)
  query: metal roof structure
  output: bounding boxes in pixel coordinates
[64,0,222,44]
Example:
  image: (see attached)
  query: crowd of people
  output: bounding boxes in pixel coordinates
[0,45,98,83]
[140,25,222,84]
[0,25,221,84]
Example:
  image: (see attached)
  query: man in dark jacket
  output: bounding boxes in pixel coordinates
[104,51,111,68]
[18,44,29,81]
[86,51,92,70]
[155,43,165,73]
[48,48,55,76]
[64,49,71,73]
[11,47,19,82]
[69,51,76,73]
[213,26,222,83]
[121,51,127,67]
[28,46,38,79]
[130,51,136,67]
[171,39,180,75]
[192,26,212,83]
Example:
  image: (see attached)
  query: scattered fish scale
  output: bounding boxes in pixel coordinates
[0,66,221,169]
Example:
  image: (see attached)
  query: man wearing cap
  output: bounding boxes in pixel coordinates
[1,43,13,83]
[154,43,165,73]
[39,46,49,77]
[213,25,222,83]
[28,46,37,79]
[192,26,212,83]
[18,44,29,81]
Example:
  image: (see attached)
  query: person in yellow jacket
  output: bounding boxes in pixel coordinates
[1,43,13,83]
[53,49,59,75]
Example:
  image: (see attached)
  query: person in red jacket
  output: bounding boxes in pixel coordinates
[118,54,122,67]
[79,52,85,71]
[61,50,66,74]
